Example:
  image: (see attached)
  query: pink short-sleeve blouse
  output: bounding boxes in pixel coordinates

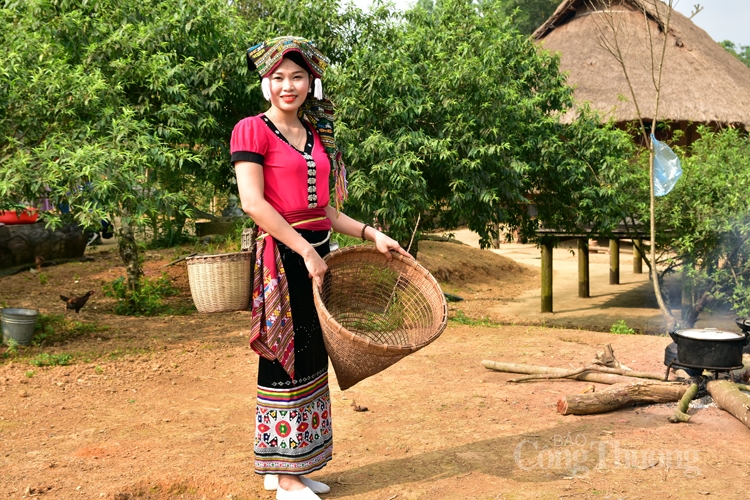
[230,114,331,214]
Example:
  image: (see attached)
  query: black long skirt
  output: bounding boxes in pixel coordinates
[254,230,333,475]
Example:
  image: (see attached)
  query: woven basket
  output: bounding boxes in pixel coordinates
[313,245,448,390]
[186,252,252,313]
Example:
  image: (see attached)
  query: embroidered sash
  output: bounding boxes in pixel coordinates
[250,209,331,379]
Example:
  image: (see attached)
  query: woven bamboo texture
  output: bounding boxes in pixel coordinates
[313,245,448,390]
[186,252,252,313]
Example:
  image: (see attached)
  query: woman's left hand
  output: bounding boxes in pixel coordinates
[373,231,413,260]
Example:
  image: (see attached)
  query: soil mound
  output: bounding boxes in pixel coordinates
[418,240,539,317]
[419,240,530,285]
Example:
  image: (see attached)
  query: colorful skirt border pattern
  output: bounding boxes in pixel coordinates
[255,369,333,474]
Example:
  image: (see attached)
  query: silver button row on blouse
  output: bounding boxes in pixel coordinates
[304,152,317,208]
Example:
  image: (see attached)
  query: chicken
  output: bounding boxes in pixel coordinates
[35,255,44,271]
[60,291,95,314]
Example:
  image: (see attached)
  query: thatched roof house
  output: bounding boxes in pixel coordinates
[534,0,750,140]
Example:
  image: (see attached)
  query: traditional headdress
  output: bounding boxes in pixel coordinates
[247,36,348,210]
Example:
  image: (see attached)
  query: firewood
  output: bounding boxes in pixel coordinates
[557,382,687,415]
[508,364,664,383]
[594,343,631,371]
[482,360,665,385]
[668,383,698,423]
[707,380,750,431]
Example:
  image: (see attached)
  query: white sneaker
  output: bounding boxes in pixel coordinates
[264,475,330,494]
[276,486,320,500]
[264,475,278,491]
[301,477,330,494]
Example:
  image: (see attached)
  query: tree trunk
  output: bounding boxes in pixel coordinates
[680,263,712,329]
[707,380,750,430]
[650,149,676,332]
[681,290,712,329]
[558,382,687,415]
[681,265,692,326]
[118,217,141,293]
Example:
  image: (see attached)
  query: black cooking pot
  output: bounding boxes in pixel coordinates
[668,327,750,370]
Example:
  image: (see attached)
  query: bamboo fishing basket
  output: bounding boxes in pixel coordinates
[313,245,448,390]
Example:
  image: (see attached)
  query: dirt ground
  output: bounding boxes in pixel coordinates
[2,241,750,500]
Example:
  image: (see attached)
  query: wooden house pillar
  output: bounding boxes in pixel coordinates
[578,238,590,298]
[610,238,620,285]
[541,242,553,313]
[633,238,643,274]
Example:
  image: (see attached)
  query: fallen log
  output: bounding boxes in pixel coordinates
[668,383,698,423]
[482,360,665,385]
[558,382,687,415]
[707,380,750,430]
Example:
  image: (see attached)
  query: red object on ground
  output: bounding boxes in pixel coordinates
[0,209,39,225]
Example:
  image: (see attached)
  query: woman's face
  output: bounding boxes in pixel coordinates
[268,57,312,113]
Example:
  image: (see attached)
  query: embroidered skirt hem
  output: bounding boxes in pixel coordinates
[255,369,333,475]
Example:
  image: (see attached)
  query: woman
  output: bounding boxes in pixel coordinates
[232,37,409,500]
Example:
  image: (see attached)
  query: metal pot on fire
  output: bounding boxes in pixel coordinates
[668,327,750,370]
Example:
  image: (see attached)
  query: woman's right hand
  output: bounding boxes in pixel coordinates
[302,247,327,291]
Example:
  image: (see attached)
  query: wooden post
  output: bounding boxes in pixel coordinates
[610,238,620,285]
[541,242,553,313]
[633,238,643,274]
[578,238,589,298]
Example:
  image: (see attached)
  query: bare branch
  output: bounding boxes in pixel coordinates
[587,0,649,144]
[591,0,678,330]
[689,3,703,20]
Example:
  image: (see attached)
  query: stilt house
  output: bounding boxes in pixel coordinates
[533,0,750,146]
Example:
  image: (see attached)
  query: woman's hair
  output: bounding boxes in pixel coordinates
[282,51,313,76]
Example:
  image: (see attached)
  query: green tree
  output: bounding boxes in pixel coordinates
[488,0,560,35]
[330,0,630,250]
[720,40,750,68]
[655,127,750,327]
[0,0,254,292]
[608,126,750,328]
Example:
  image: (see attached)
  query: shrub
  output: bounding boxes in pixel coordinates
[610,320,636,335]
[103,272,179,316]
[3,339,20,358]
[30,353,72,367]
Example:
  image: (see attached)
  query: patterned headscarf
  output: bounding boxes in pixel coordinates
[247,36,348,211]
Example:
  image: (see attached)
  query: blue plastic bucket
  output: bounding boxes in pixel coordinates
[1,308,38,346]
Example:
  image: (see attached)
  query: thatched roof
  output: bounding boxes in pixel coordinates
[534,0,750,129]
